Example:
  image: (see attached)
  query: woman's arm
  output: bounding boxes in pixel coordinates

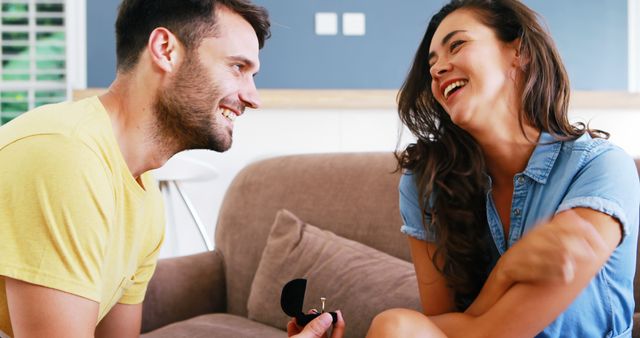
[465,208,602,316]
[430,208,620,338]
[410,207,601,319]
[408,237,455,315]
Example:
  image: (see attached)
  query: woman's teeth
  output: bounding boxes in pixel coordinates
[221,109,236,122]
[444,80,468,99]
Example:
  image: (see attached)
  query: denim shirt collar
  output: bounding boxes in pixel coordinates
[521,132,562,184]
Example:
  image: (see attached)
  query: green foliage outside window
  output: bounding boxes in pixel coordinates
[1,2,66,125]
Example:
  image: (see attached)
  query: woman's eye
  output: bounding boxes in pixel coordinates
[449,40,465,52]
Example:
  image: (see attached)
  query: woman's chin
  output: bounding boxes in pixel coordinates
[447,110,473,128]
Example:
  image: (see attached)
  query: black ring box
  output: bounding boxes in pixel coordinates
[280,278,338,326]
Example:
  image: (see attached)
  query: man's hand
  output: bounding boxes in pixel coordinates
[287,311,345,338]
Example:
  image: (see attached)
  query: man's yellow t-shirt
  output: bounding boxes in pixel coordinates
[0,96,165,336]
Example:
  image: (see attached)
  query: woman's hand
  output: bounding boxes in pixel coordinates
[498,210,603,285]
[287,310,345,338]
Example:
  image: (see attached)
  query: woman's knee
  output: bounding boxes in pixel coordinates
[370,308,408,331]
[367,308,446,338]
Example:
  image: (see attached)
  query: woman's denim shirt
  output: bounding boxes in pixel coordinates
[399,132,640,338]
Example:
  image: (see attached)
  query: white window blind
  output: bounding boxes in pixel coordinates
[0,0,67,125]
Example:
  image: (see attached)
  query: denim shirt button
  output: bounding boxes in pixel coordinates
[517,176,525,185]
[513,208,521,216]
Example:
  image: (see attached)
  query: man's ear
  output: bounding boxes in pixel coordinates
[148,27,181,73]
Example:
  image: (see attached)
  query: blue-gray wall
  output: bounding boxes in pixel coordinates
[87,0,628,90]
[529,0,628,91]
[87,0,118,88]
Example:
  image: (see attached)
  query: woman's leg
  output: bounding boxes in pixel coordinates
[366,308,448,338]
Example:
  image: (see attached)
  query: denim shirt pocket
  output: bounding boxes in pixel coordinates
[606,324,632,338]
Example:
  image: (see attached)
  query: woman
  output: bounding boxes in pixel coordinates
[368,0,639,337]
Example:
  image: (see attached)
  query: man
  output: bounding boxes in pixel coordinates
[0,0,342,337]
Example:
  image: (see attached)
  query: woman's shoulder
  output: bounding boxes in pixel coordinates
[560,133,633,170]
[551,133,639,210]
[399,170,418,196]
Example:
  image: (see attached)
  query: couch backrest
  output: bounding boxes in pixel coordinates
[215,155,640,317]
[215,153,409,317]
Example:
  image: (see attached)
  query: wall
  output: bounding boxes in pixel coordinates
[86,0,118,88]
[159,107,413,257]
[87,0,629,90]
[160,108,640,258]
[523,0,627,90]
[81,1,638,257]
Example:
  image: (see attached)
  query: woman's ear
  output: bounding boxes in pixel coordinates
[511,38,529,69]
[507,38,527,83]
[148,27,181,73]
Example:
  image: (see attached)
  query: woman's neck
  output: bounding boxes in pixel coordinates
[476,126,540,186]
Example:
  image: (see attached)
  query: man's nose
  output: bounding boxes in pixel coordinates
[240,78,261,109]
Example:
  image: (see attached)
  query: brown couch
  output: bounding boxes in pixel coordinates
[139,153,640,338]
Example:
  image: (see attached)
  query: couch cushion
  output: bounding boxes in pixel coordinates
[215,153,407,317]
[141,313,286,338]
[247,209,421,338]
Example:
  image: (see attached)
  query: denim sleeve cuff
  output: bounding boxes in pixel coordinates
[557,196,630,244]
[401,224,436,242]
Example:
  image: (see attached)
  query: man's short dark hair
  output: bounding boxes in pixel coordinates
[115,0,270,72]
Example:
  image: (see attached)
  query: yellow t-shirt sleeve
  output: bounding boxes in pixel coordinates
[118,240,163,304]
[0,134,115,302]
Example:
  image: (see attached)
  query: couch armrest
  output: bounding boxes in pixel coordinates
[141,250,226,333]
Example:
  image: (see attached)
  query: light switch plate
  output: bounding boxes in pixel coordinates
[315,12,338,36]
[342,12,365,36]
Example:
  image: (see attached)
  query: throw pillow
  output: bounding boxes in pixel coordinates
[247,209,422,338]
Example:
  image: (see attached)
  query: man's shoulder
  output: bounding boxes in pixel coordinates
[1,133,104,167]
[0,97,116,175]
[0,133,115,200]
[0,97,108,151]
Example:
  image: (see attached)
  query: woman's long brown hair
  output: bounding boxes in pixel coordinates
[396,0,606,310]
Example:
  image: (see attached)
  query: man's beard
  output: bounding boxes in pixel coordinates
[153,54,231,153]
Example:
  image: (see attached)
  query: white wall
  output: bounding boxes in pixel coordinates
[158,108,640,258]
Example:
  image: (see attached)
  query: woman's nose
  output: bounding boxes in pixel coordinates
[430,59,452,79]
